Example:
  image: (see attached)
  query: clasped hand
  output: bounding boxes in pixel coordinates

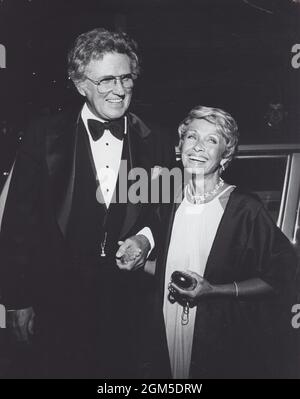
[115,234,150,271]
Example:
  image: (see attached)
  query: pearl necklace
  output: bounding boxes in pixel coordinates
[187,177,224,204]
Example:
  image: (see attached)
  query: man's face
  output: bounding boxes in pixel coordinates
[77,52,133,120]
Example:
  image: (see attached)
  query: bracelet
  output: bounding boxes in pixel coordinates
[233,281,239,298]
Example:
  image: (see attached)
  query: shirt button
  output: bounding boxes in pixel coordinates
[106,143,109,146]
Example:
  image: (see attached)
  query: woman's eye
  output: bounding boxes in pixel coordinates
[186,133,196,139]
[208,137,217,144]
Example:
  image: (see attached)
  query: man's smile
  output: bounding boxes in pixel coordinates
[106,98,124,103]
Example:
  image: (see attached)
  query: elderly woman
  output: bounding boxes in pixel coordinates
[150,105,298,379]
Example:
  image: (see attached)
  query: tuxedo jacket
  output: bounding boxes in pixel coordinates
[149,188,298,378]
[0,106,175,310]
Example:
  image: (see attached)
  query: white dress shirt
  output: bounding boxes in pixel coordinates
[81,103,154,251]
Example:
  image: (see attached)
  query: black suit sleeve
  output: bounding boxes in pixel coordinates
[0,120,44,309]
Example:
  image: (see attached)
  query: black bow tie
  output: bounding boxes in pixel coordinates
[88,118,125,141]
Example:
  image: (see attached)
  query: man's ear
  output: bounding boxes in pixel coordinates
[75,81,87,97]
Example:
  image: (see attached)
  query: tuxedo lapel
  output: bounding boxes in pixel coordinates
[119,113,153,239]
[45,110,80,236]
[80,123,107,212]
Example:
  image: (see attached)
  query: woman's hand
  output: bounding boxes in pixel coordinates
[169,273,275,305]
[169,271,214,305]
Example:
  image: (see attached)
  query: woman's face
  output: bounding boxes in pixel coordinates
[181,119,227,176]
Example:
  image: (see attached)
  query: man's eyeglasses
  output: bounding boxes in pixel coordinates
[85,73,137,94]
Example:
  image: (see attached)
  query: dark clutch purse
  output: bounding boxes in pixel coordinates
[170,271,197,291]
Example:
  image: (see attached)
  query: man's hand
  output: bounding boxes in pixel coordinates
[116,234,151,271]
[7,306,35,343]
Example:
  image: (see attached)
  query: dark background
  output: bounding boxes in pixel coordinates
[0,0,299,168]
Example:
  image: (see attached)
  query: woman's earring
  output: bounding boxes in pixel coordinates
[220,161,226,173]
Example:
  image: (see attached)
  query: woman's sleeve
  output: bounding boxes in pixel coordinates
[250,205,298,299]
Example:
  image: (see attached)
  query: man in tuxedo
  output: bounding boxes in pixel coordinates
[0,28,174,378]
